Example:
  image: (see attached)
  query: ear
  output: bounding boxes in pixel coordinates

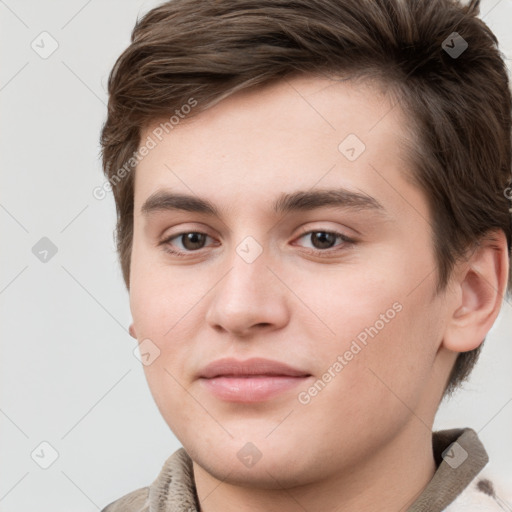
[443,230,509,353]
[129,323,137,339]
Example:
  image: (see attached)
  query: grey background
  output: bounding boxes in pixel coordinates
[1,0,511,510]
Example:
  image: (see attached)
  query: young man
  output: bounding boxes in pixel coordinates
[99,0,512,510]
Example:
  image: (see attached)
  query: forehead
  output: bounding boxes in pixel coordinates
[133,75,419,220]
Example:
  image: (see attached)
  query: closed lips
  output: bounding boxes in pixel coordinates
[198,358,311,379]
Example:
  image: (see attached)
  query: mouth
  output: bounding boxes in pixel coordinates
[198,357,312,403]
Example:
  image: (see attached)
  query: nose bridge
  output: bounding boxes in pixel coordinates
[205,230,287,334]
[222,233,274,303]
[220,207,273,286]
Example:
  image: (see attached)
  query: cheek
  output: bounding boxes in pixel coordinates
[294,301,435,449]
[338,294,440,421]
[129,250,199,336]
[295,254,438,401]
[129,251,204,400]
[141,364,199,445]
[291,260,402,345]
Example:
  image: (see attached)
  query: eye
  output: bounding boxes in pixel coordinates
[294,229,355,255]
[160,231,215,256]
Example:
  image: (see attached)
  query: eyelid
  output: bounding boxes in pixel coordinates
[158,223,214,245]
[294,224,354,238]
[294,222,357,240]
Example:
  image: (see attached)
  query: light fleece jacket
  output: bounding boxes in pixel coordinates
[102,428,512,512]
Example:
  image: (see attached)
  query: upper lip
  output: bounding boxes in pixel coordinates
[198,357,311,378]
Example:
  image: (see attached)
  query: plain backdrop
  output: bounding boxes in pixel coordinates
[1,0,511,510]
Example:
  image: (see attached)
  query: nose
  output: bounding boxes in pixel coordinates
[204,242,289,338]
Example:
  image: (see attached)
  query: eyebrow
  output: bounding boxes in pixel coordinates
[140,187,386,218]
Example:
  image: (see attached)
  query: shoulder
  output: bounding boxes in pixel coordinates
[101,486,150,512]
[444,474,512,512]
[100,448,196,512]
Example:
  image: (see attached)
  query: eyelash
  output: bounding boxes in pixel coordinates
[158,229,356,258]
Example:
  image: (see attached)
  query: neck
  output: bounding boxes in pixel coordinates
[192,422,437,512]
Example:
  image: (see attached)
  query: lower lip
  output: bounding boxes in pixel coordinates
[200,375,311,402]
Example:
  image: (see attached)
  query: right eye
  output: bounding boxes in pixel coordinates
[159,231,216,256]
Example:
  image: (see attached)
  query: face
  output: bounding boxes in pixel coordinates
[129,75,453,487]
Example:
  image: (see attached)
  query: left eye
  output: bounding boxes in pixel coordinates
[294,230,354,252]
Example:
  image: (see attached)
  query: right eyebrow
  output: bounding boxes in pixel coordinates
[141,191,219,217]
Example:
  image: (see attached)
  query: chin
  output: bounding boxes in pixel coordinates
[193,451,310,490]
[188,436,320,488]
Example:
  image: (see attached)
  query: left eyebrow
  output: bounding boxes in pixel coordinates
[273,188,386,215]
[140,187,388,218]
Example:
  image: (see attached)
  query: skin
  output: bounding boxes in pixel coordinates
[128,74,508,512]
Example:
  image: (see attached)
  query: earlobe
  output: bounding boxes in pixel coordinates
[443,230,509,353]
[129,323,137,339]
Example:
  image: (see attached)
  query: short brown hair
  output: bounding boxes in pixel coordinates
[100,0,512,394]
